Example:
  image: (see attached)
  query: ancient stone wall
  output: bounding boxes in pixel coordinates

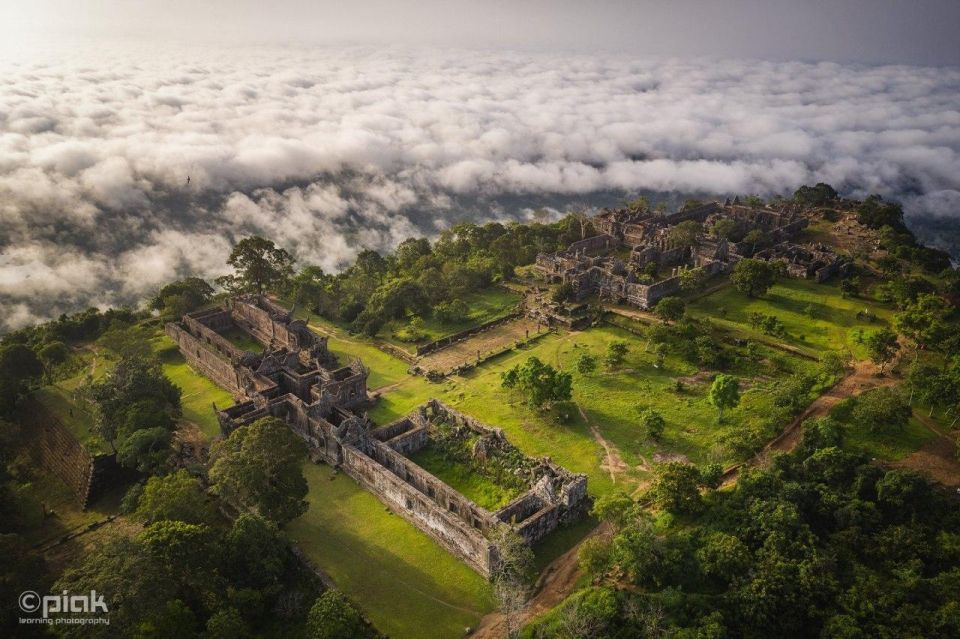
[341,441,497,576]
[415,312,521,356]
[18,398,123,508]
[166,322,243,394]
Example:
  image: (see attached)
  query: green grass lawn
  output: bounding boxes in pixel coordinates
[368,325,814,499]
[152,333,234,439]
[687,277,894,359]
[407,446,523,511]
[381,286,521,349]
[844,415,938,461]
[220,326,264,353]
[287,465,494,639]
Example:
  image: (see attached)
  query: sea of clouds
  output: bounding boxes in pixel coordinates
[1,42,958,331]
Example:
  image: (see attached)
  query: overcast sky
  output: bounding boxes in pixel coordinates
[2,0,959,66]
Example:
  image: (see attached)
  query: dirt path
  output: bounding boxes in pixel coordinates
[472,359,900,638]
[893,412,960,487]
[470,522,611,639]
[576,404,629,483]
[719,358,898,485]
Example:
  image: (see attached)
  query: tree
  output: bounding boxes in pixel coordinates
[433,299,469,324]
[150,277,214,317]
[819,351,848,378]
[217,236,295,295]
[37,340,70,368]
[731,258,778,297]
[710,218,738,240]
[306,590,365,639]
[552,282,575,304]
[709,374,740,422]
[209,417,309,524]
[605,341,629,368]
[697,531,751,584]
[669,220,702,248]
[116,427,172,474]
[865,328,898,373]
[679,267,708,292]
[86,355,182,450]
[894,293,948,350]
[742,229,772,255]
[651,462,703,514]
[626,196,649,213]
[134,470,218,525]
[501,356,573,408]
[638,408,666,440]
[222,514,291,590]
[205,608,250,639]
[840,276,861,298]
[654,297,685,323]
[857,195,906,231]
[849,387,911,434]
[53,537,176,637]
[576,353,598,375]
[793,183,837,207]
[490,526,535,638]
[0,343,43,415]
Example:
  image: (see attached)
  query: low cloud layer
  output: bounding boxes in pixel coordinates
[1,43,959,330]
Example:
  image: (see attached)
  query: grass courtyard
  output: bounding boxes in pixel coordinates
[287,464,494,639]
[408,445,525,511]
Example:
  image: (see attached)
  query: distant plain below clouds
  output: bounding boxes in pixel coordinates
[1,42,959,330]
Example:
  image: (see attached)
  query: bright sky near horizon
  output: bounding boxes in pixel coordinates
[2,0,959,66]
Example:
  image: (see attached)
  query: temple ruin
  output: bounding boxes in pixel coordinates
[166,296,588,578]
[536,199,847,308]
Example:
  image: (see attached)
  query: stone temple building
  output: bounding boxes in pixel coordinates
[536,199,844,309]
[166,296,588,578]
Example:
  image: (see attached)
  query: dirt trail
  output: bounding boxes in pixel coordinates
[768,358,896,454]
[576,404,629,483]
[893,412,960,487]
[719,358,898,485]
[472,358,902,638]
[470,522,611,639]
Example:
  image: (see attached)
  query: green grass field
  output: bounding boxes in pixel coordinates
[287,465,494,639]
[382,286,521,348]
[687,277,894,359]
[365,324,815,498]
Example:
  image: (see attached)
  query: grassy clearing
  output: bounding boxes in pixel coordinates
[371,325,814,499]
[407,446,523,511]
[288,464,494,639]
[382,286,521,348]
[844,415,938,461]
[687,278,893,359]
[151,333,234,439]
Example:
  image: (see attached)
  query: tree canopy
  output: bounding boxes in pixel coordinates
[217,236,295,296]
[731,258,779,297]
[209,417,309,524]
[501,356,573,408]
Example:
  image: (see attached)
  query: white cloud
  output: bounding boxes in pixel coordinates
[1,43,959,330]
